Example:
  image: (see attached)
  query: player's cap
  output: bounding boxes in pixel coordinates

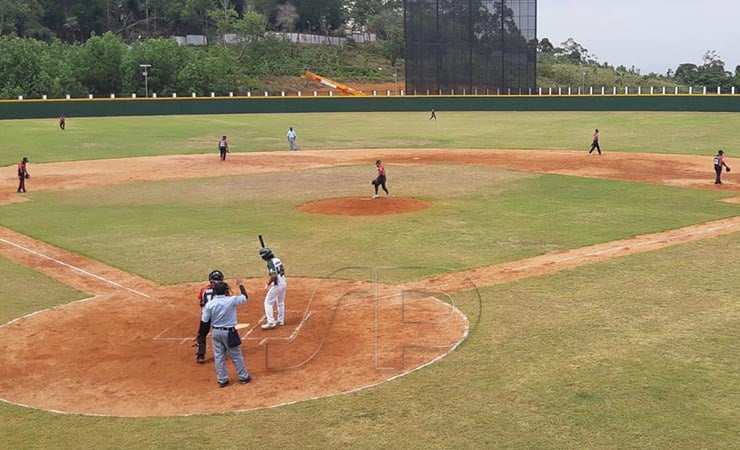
[259,247,273,259]
[22,157,28,162]
[718,149,724,155]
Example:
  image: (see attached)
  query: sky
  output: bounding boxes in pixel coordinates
[538,0,740,74]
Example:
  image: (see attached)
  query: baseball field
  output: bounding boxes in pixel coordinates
[1,111,739,448]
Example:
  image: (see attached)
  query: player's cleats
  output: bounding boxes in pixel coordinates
[261,321,277,329]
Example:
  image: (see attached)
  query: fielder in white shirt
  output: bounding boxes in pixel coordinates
[287,127,297,150]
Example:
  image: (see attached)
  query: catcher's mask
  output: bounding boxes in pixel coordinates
[259,247,274,260]
[208,270,224,282]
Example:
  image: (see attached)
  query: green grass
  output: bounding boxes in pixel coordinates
[1,228,738,449]
[0,254,86,324]
[2,111,739,165]
[2,109,739,448]
[1,164,737,285]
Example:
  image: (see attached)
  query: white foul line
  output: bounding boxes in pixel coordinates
[0,237,152,299]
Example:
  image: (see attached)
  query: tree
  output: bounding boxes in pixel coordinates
[674,63,699,85]
[63,15,79,42]
[176,46,239,94]
[184,0,215,35]
[293,0,343,32]
[234,10,265,41]
[367,3,402,65]
[209,0,239,42]
[0,0,47,38]
[557,38,598,65]
[75,31,126,95]
[537,37,554,53]
[121,38,191,95]
[275,2,298,32]
[349,0,383,27]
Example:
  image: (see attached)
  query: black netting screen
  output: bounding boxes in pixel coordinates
[405,0,537,94]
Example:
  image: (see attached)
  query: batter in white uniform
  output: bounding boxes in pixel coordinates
[259,247,287,329]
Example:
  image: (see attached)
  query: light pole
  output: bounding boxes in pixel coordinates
[140,64,151,98]
[582,71,586,92]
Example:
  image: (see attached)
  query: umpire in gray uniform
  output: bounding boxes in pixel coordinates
[201,278,252,387]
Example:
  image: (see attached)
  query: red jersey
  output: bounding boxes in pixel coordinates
[198,282,216,307]
[593,131,599,142]
[17,161,27,177]
[377,164,386,177]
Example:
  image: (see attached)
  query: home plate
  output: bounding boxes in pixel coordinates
[235,323,249,330]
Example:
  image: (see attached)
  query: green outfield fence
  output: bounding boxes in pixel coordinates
[2,94,740,119]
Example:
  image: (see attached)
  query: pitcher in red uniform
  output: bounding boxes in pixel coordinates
[714,150,731,185]
[371,160,389,198]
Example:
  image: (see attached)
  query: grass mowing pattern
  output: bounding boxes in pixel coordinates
[1,230,737,449]
[2,111,740,164]
[1,165,738,284]
[0,254,86,323]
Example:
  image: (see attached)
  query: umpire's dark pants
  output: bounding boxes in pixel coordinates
[715,165,723,184]
[220,148,227,160]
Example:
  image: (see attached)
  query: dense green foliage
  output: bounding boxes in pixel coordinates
[0,0,401,40]
[538,38,740,91]
[1,1,737,98]
[0,33,394,97]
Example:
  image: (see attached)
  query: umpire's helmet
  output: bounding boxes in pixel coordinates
[208,270,224,282]
[259,247,274,260]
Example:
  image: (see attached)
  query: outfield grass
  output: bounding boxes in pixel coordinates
[1,165,737,284]
[2,111,739,165]
[1,229,737,449]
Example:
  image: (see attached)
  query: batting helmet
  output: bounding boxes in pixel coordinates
[208,270,224,282]
[259,247,274,260]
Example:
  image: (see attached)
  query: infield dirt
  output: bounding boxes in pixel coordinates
[1,148,738,416]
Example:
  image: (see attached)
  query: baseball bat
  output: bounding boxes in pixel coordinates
[259,235,265,248]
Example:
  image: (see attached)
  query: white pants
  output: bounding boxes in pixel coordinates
[264,283,286,324]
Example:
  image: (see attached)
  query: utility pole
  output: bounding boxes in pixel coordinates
[140,64,152,98]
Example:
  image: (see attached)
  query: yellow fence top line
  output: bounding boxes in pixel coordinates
[1,94,738,104]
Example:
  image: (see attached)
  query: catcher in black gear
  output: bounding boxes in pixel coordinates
[195,270,224,363]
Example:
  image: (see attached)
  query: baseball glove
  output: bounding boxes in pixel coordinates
[25,174,30,179]
[727,167,731,173]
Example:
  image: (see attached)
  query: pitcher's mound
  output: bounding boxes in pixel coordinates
[299,197,431,216]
